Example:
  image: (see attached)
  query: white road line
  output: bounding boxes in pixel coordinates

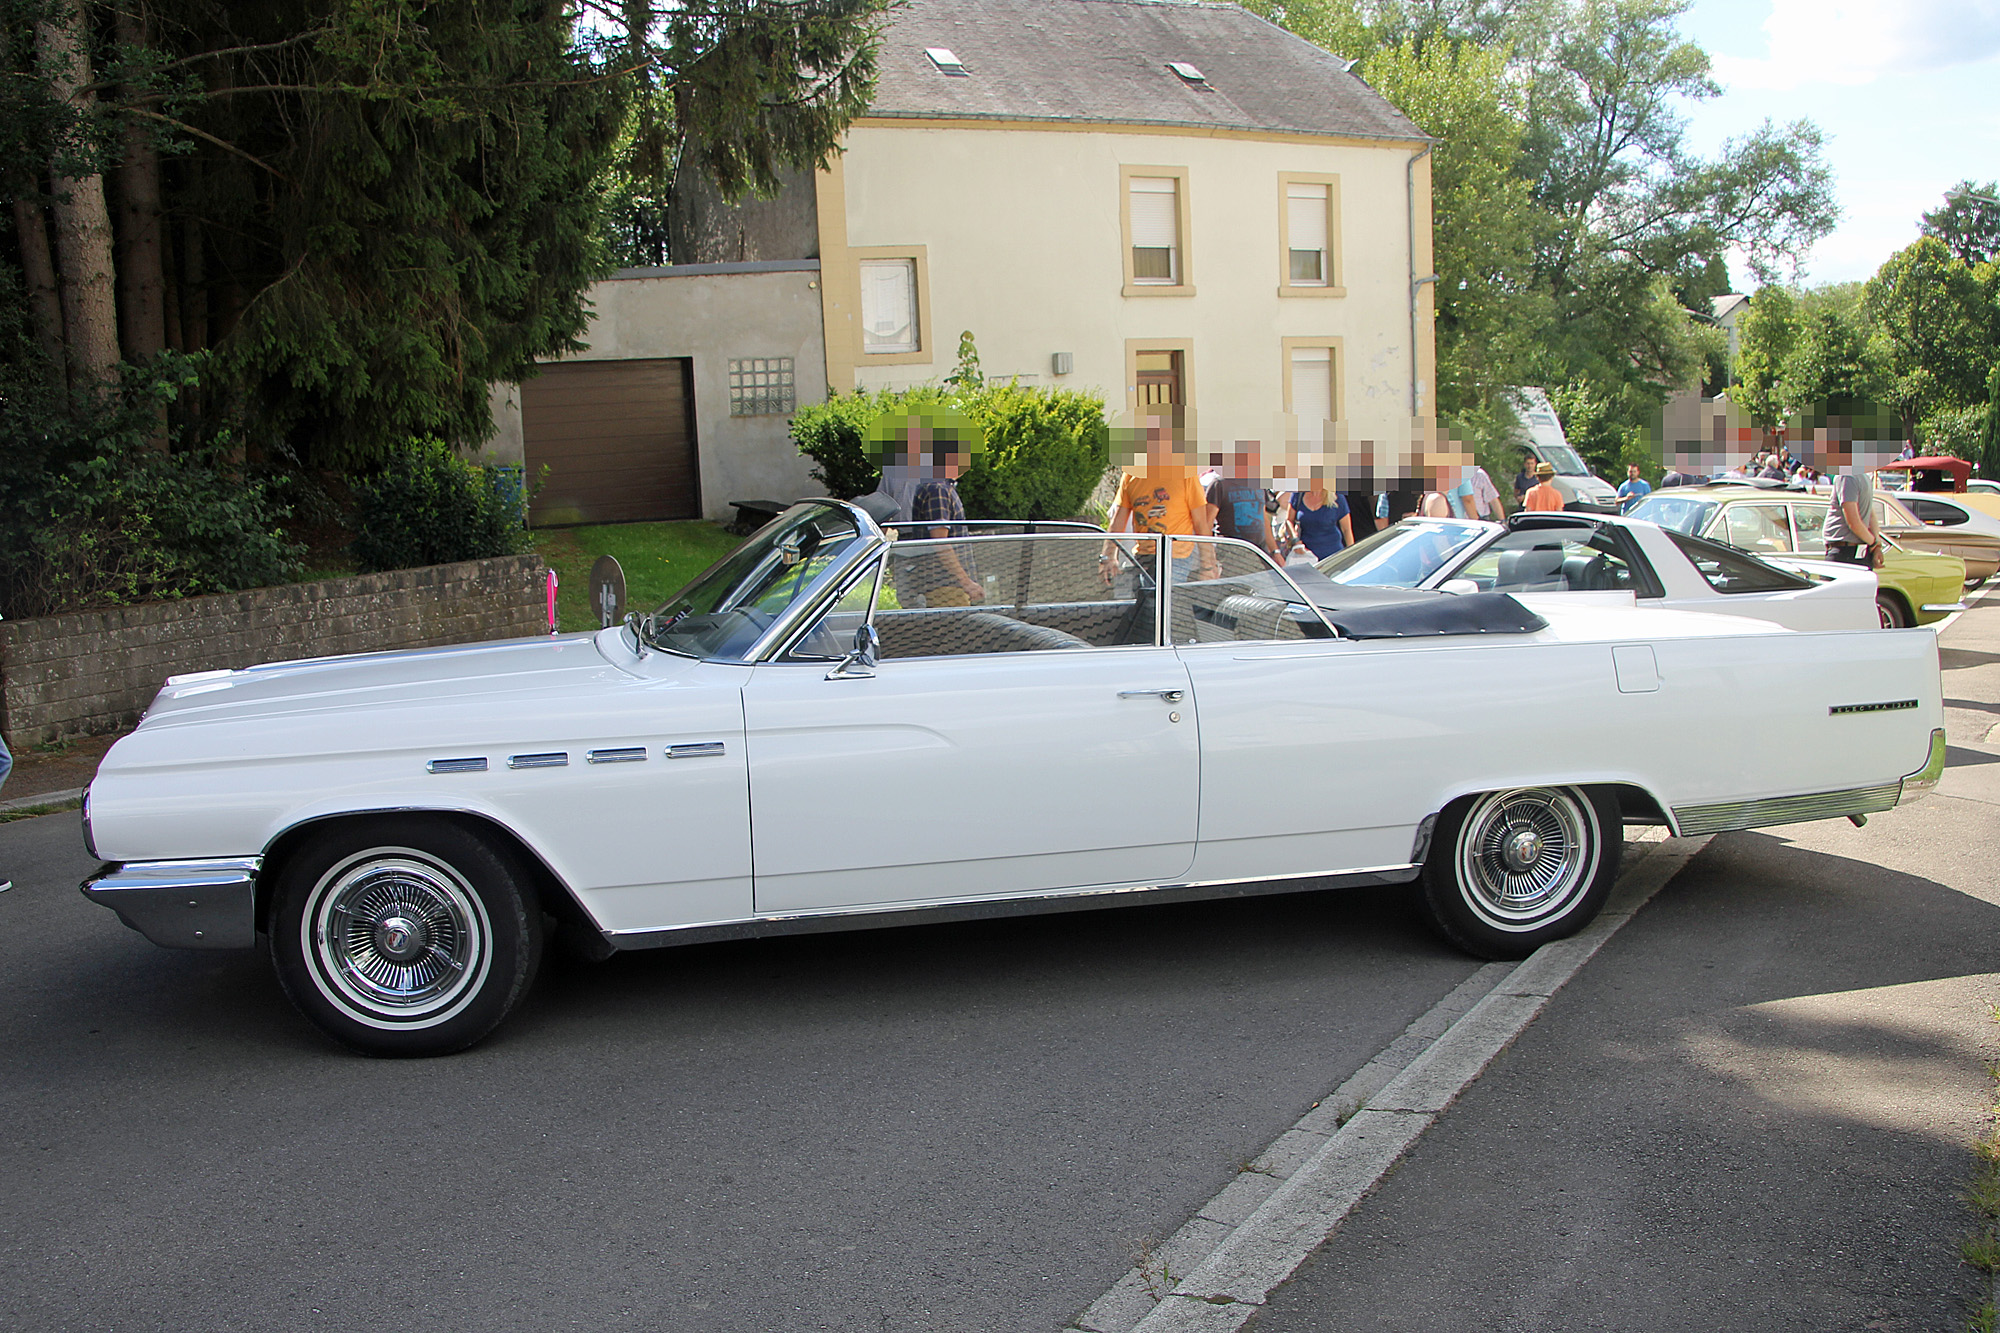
[1070,830,1710,1333]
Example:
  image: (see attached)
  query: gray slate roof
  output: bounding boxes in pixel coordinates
[865,0,1428,143]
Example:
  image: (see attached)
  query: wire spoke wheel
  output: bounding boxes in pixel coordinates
[1422,785,1617,958]
[309,854,489,1022]
[272,817,541,1055]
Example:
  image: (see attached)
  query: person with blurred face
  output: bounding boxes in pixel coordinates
[904,435,985,606]
[1103,414,1219,584]
[1206,445,1275,555]
[1617,463,1651,513]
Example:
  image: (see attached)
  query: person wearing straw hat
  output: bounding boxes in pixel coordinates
[1524,460,1565,512]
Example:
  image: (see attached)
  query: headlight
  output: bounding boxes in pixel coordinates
[81,785,99,860]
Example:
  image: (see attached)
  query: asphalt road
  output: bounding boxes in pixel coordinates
[0,810,1483,1333]
[1250,596,2000,1332]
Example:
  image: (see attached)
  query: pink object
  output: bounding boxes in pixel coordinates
[547,569,559,634]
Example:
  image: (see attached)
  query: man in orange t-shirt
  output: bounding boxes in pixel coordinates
[1102,416,1220,583]
[1524,461,1565,512]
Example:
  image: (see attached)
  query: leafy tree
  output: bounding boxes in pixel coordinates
[1864,236,1995,436]
[1363,37,1540,416]
[1732,286,1800,427]
[1921,180,2000,266]
[1783,307,1887,422]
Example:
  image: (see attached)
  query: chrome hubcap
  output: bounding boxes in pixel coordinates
[307,853,489,1024]
[1457,788,1597,931]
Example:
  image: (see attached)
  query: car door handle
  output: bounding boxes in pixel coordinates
[1118,688,1184,703]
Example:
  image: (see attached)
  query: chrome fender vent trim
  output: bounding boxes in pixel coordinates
[586,747,647,764]
[426,757,487,774]
[667,742,726,760]
[507,752,569,769]
[1671,783,1903,837]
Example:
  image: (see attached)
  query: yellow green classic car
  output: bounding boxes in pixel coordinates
[1629,485,1966,628]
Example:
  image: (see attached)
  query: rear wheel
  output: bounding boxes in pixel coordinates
[1420,786,1621,959]
[1876,592,1910,629]
[270,816,543,1056]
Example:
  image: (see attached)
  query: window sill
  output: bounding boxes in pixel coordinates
[1278,285,1347,298]
[1122,283,1197,298]
[858,348,933,366]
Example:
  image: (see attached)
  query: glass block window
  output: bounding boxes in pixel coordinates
[729,358,796,416]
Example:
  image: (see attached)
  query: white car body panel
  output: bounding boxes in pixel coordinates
[84,510,1946,950]
[740,646,1199,913]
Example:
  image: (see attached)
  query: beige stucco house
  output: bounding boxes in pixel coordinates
[487,0,1436,524]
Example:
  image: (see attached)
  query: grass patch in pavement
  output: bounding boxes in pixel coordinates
[532,521,742,633]
[1962,1009,2000,1331]
[0,798,83,823]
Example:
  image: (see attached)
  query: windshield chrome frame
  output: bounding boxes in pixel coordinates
[697,498,888,665]
[755,528,1169,661]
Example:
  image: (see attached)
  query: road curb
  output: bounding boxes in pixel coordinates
[1071,830,1711,1333]
[0,787,84,814]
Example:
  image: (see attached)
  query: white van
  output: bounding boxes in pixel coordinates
[1508,388,1623,513]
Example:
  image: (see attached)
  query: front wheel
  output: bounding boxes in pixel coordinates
[1419,786,1621,959]
[1876,592,1910,629]
[270,816,544,1056]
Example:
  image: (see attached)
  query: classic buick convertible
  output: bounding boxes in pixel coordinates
[81,501,1948,1055]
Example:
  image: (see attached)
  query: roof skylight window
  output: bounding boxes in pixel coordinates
[926,47,968,75]
[1166,61,1208,84]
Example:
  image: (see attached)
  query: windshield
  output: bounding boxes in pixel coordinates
[1315,520,1486,588]
[1539,445,1591,477]
[1628,494,1715,536]
[642,503,869,660]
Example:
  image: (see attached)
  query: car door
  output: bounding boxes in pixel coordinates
[740,534,1199,914]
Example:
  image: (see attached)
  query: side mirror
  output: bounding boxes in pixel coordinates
[826,623,880,680]
[1440,579,1479,596]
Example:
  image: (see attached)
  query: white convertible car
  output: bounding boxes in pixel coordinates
[1314,512,1881,631]
[81,501,1947,1056]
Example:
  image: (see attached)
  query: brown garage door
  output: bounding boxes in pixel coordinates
[523,358,698,525]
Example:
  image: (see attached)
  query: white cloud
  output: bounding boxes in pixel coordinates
[1714,0,2000,90]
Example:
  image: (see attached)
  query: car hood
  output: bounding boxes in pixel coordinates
[136,632,649,731]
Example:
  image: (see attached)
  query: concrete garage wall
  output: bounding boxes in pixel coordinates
[482,261,829,523]
[0,555,548,746]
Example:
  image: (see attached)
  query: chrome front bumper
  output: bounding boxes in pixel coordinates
[80,858,261,949]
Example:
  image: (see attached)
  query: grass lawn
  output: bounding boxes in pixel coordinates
[532,520,743,632]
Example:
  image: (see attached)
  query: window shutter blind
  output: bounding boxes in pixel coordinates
[1290,346,1332,424]
[1287,183,1328,284]
[1130,177,1179,282]
[859,259,917,352]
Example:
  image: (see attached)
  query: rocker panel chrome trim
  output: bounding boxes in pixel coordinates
[599,863,1421,952]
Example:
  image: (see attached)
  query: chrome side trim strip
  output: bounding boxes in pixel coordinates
[507,752,569,769]
[586,747,647,764]
[666,742,727,759]
[1923,602,1969,613]
[426,757,487,774]
[79,857,261,950]
[1671,783,1904,838]
[599,863,1422,952]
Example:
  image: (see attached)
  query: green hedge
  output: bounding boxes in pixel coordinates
[351,439,533,572]
[791,382,1110,521]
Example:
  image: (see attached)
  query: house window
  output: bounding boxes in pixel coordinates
[860,258,919,354]
[1121,167,1192,296]
[728,358,795,416]
[1278,174,1343,296]
[1286,343,1336,425]
[1288,184,1329,284]
[1129,177,1180,283]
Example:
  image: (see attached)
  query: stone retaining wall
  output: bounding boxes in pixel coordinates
[0,554,550,745]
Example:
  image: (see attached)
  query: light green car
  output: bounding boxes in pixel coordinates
[1629,485,1966,628]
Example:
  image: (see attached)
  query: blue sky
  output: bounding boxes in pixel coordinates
[1672,0,2000,290]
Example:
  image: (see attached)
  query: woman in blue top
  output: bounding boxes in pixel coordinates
[1285,483,1354,560]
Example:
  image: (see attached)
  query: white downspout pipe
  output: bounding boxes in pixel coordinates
[1407,143,1437,418]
